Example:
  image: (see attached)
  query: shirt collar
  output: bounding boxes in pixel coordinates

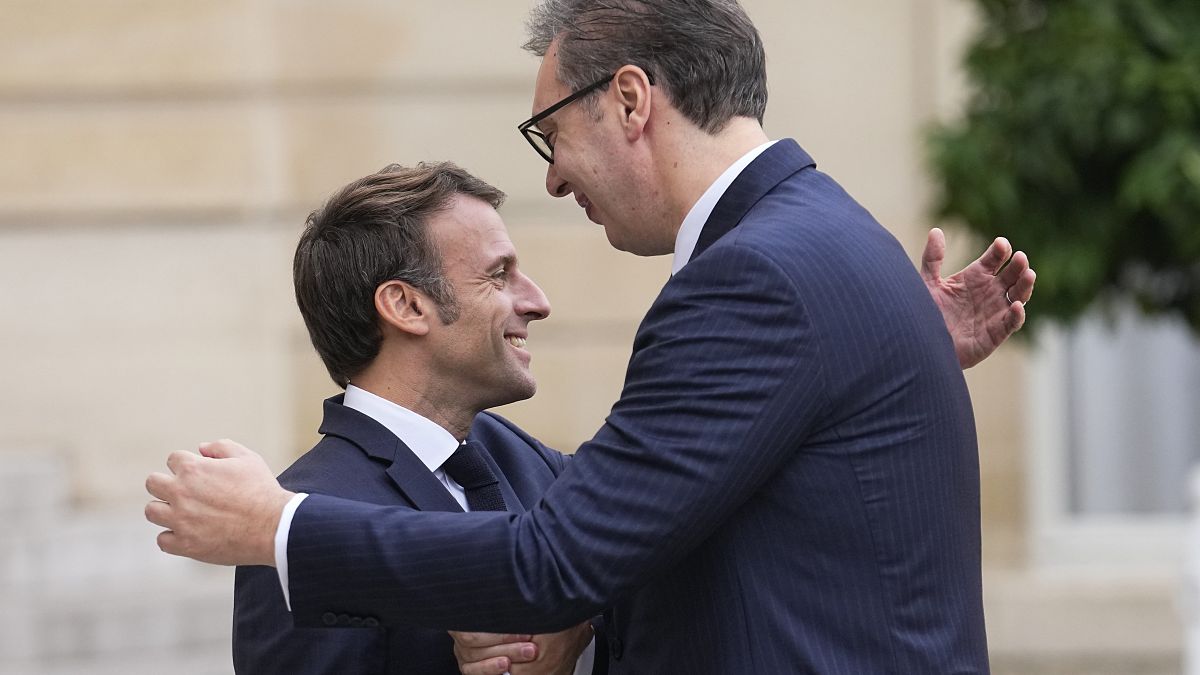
[671,139,777,276]
[342,384,461,473]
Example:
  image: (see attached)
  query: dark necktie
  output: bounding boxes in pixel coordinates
[441,440,508,512]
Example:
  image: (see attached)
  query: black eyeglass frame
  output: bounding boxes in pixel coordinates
[517,70,654,164]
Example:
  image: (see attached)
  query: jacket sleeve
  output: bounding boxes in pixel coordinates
[288,243,828,633]
[233,564,387,674]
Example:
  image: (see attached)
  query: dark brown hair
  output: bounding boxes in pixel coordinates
[294,162,505,388]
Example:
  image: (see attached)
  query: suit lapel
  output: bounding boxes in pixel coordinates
[318,396,463,513]
[689,139,816,263]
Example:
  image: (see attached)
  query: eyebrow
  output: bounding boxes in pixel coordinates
[488,253,517,272]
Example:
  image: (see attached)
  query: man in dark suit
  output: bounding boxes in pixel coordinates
[231,163,596,675]
[147,2,1037,673]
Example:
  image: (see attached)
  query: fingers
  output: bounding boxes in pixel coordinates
[198,438,254,459]
[1007,266,1036,305]
[145,471,175,501]
[920,227,946,281]
[996,249,1029,287]
[458,656,513,675]
[451,632,534,648]
[165,450,198,476]
[147,464,181,554]
[996,248,1034,317]
[977,236,1013,276]
[1003,299,1027,335]
[156,529,181,556]
[144,498,173,529]
[450,632,538,673]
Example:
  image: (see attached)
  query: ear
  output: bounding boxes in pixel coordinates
[612,65,653,142]
[375,280,431,337]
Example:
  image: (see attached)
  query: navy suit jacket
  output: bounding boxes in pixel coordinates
[285,140,989,673]
[232,397,580,674]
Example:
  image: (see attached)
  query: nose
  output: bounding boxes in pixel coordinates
[545,163,569,199]
[516,272,552,321]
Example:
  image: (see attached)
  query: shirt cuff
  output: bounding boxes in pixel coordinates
[274,491,309,611]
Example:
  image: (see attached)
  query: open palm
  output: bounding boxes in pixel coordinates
[921,228,1036,369]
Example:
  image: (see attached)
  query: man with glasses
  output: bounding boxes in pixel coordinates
[148,1,1034,673]
[518,72,647,165]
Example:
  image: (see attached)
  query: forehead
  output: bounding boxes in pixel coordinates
[428,195,515,269]
[531,45,569,118]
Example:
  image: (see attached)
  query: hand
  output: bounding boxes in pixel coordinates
[144,439,293,566]
[452,631,536,675]
[513,624,593,675]
[452,623,592,675]
[921,228,1036,369]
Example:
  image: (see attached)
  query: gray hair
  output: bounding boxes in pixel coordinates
[523,0,768,134]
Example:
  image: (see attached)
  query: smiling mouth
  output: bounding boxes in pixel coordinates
[575,194,603,224]
[506,335,527,348]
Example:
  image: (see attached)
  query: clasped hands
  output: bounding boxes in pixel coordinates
[450,622,594,675]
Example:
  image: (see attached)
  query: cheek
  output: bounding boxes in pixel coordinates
[561,133,602,177]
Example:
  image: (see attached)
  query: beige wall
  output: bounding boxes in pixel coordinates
[0,1,1178,672]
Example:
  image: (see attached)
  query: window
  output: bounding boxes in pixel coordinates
[1028,303,1200,569]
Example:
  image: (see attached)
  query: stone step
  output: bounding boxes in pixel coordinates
[0,568,232,664]
[0,468,236,671]
[0,647,231,675]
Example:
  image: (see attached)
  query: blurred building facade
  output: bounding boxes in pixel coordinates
[0,1,1183,673]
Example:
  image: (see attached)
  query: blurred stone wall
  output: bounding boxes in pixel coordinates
[0,1,1178,672]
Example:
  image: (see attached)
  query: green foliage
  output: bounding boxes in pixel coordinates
[928,0,1200,334]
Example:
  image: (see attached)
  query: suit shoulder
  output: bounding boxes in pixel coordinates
[276,435,384,495]
[472,411,568,474]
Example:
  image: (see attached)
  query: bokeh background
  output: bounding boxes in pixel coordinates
[1,1,1194,673]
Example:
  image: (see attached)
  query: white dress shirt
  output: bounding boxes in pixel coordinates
[671,140,777,275]
[343,385,468,507]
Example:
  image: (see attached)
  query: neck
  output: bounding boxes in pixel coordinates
[655,116,769,238]
[352,367,476,441]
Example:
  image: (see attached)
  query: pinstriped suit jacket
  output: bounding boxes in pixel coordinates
[286,140,990,674]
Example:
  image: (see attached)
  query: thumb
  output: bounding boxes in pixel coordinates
[921,227,946,281]
[198,438,255,459]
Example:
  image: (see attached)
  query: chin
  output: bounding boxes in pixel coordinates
[606,230,668,257]
[603,226,631,253]
[602,219,671,257]
[483,381,536,410]
[514,380,537,401]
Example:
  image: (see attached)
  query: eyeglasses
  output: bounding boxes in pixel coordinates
[517,73,615,164]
